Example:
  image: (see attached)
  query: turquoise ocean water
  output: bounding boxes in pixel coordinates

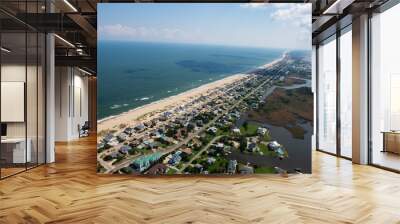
[98,41,283,120]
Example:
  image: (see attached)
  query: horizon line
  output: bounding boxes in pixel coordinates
[97,39,311,51]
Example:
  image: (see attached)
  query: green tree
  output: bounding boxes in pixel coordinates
[166,128,177,137]
[243,121,248,130]
[239,136,247,153]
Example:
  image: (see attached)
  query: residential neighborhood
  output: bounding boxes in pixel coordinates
[97,52,310,175]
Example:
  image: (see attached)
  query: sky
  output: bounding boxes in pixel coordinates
[98,3,311,50]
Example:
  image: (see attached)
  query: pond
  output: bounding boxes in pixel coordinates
[233,115,312,173]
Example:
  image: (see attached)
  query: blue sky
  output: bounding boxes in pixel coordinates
[98,3,311,50]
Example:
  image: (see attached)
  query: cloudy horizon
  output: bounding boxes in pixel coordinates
[98,3,311,50]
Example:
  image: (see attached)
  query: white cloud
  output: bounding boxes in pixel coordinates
[271,4,311,29]
[99,24,192,41]
[239,3,311,29]
[239,3,268,8]
[98,4,312,49]
[270,4,311,45]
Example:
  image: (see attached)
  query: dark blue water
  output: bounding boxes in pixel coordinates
[98,41,283,120]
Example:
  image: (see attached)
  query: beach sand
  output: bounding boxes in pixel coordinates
[98,74,248,133]
[97,54,287,134]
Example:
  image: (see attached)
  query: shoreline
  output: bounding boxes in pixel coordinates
[98,53,287,133]
[97,75,234,124]
[98,73,248,132]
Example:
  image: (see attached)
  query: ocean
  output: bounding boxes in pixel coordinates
[97,41,284,120]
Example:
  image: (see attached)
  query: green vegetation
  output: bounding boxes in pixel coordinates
[219,124,232,133]
[194,112,215,125]
[166,128,177,137]
[216,128,229,136]
[249,87,313,139]
[156,141,169,149]
[239,136,247,152]
[166,168,177,175]
[200,133,215,145]
[207,157,228,174]
[112,154,124,165]
[275,77,306,87]
[262,133,271,142]
[128,148,137,155]
[97,163,106,173]
[176,163,183,170]
[243,121,248,130]
[240,123,258,136]
[184,166,200,174]
[258,144,275,157]
[254,167,276,174]
[136,148,151,155]
[103,155,113,161]
[120,167,133,174]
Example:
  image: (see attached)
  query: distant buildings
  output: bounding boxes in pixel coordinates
[147,164,168,175]
[110,151,120,159]
[247,142,259,152]
[134,124,145,132]
[268,141,281,151]
[231,141,240,149]
[239,165,254,174]
[268,141,286,159]
[119,145,131,155]
[181,147,192,155]
[103,133,115,143]
[131,153,162,172]
[124,127,135,135]
[215,143,224,150]
[257,127,268,136]
[98,61,292,175]
[103,133,118,147]
[196,120,204,127]
[228,160,237,174]
[232,127,241,134]
[207,157,216,164]
[167,151,182,165]
[143,140,157,149]
[117,132,128,142]
[207,126,218,134]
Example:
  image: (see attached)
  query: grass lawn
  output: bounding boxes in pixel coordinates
[137,148,152,155]
[207,158,228,174]
[255,167,276,174]
[216,129,229,136]
[262,133,271,142]
[166,168,177,174]
[201,133,215,144]
[120,167,133,174]
[240,123,259,136]
[259,143,276,157]
[155,141,170,149]
[112,156,124,165]
[176,163,183,169]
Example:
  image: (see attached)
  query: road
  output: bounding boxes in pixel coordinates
[105,73,280,173]
[97,154,114,171]
[178,135,225,173]
[100,78,246,173]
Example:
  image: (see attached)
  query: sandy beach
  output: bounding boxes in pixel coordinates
[258,51,288,69]
[97,54,286,134]
[98,73,248,133]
